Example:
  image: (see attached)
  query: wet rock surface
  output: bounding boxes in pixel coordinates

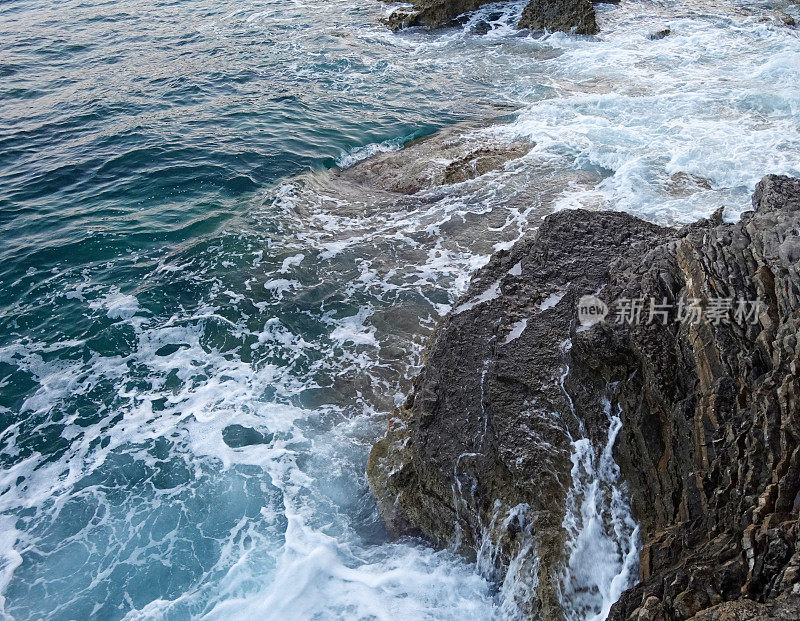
[518,0,598,35]
[382,0,598,34]
[382,0,500,30]
[606,176,800,619]
[367,175,800,619]
[648,27,671,40]
[339,124,533,195]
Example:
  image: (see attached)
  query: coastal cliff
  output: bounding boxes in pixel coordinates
[367,175,800,619]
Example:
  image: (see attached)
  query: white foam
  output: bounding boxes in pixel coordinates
[559,396,640,621]
[89,288,141,320]
[264,278,300,299]
[0,518,22,617]
[279,253,305,273]
[501,318,528,345]
[539,289,567,311]
[452,279,502,315]
[488,0,800,224]
[336,139,404,169]
[329,308,379,347]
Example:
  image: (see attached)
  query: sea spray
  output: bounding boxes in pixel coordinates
[558,391,640,620]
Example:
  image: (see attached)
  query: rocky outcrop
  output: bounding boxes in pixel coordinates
[382,0,598,34]
[367,175,800,619]
[518,0,597,35]
[604,176,800,619]
[382,0,498,30]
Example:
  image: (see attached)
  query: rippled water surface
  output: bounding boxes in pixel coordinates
[1,0,799,618]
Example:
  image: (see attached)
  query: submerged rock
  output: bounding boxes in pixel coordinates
[222,424,273,448]
[665,171,711,196]
[648,27,671,40]
[339,124,533,194]
[368,175,800,619]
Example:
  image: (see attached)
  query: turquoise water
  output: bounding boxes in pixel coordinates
[2,0,800,619]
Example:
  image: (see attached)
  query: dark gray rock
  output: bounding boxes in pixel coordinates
[517,0,598,35]
[368,208,667,617]
[606,174,800,620]
[382,0,598,34]
[368,175,800,619]
[382,0,498,30]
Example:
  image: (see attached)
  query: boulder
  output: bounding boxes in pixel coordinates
[648,28,671,40]
[518,0,598,34]
[382,0,499,30]
[368,208,667,617]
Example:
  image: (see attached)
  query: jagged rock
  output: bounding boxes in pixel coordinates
[606,175,800,619]
[382,7,423,31]
[517,0,598,34]
[368,175,800,619]
[368,209,668,617]
[382,0,498,30]
[757,12,797,29]
[382,0,598,34]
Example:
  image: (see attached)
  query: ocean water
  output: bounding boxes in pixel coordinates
[1,0,799,619]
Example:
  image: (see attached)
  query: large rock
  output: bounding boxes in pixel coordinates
[518,0,598,35]
[382,0,500,30]
[368,175,800,619]
[382,0,598,34]
[368,207,668,618]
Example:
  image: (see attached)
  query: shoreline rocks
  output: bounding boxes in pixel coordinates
[382,0,599,34]
[382,0,498,31]
[518,0,597,35]
[367,175,800,619]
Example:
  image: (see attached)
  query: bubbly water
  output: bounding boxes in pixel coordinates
[2,0,800,619]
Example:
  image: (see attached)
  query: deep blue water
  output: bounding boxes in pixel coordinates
[1,0,800,619]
